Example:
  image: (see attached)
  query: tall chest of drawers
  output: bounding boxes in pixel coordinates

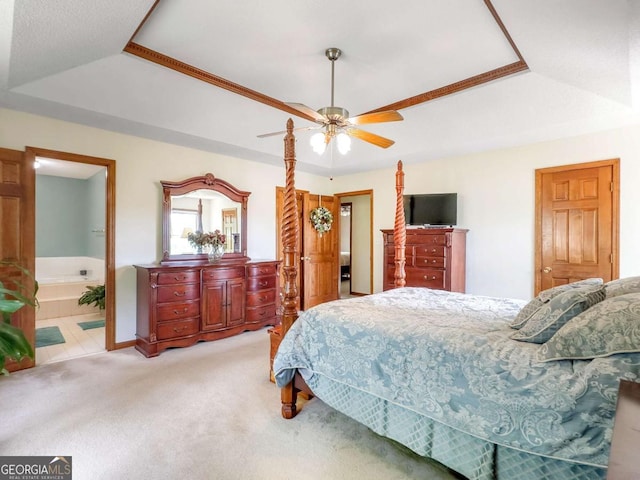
[135,260,280,357]
[382,228,468,292]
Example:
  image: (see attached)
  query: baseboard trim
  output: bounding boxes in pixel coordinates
[113,340,136,350]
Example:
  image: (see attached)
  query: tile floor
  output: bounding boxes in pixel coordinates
[36,313,106,365]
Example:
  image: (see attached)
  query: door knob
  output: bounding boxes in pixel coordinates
[543,267,552,273]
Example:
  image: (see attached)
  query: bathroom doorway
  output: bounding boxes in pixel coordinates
[27,147,115,364]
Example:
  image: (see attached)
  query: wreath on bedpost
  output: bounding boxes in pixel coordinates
[310,206,333,236]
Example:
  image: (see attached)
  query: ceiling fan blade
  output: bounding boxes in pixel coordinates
[285,103,327,123]
[257,125,320,138]
[347,110,403,125]
[347,128,395,148]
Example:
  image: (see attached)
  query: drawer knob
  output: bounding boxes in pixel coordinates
[173,326,187,333]
[424,275,436,280]
[259,295,267,302]
[174,307,188,315]
[174,291,186,297]
[259,281,268,287]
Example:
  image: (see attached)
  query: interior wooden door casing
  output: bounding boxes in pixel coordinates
[0,148,35,372]
[535,159,619,294]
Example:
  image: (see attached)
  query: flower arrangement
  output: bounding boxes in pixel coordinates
[187,230,226,249]
[310,206,333,235]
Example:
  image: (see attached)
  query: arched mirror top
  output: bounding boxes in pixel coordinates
[161,173,250,264]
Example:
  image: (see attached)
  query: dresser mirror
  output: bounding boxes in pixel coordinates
[161,173,250,263]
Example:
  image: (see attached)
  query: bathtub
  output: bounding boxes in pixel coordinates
[36,257,104,321]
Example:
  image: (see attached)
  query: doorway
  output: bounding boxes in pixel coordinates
[339,203,352,298]
[535,158,619,294]
[26,147,116,364]
[336,190,373,296]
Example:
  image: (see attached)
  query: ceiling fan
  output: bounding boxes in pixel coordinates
[258,48,403,154]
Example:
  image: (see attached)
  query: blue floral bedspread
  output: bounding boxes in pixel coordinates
[274,287,640,467]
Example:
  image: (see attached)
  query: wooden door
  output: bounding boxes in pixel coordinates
[0,148,36,372]
[303,194,339,309]
[536,159,619,294]
[275,188,339,310]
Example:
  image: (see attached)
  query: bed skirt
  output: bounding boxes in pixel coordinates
[304,373,606,480]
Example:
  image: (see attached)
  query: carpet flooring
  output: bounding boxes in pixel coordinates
[76,319,105,330]
[2,328,461,480]
[35,326,66,347]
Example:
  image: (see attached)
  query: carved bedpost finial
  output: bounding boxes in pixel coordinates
[394,160,406,288]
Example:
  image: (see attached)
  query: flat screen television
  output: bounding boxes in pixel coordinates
[403,193,457,226]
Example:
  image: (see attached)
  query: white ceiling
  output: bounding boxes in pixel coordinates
[2,0,640,177]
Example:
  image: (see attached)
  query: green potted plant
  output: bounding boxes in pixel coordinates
[78,284,106,310]
[0,262,37,375]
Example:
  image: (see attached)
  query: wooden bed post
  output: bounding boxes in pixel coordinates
[280,118,300,419]
[394,160,407,288]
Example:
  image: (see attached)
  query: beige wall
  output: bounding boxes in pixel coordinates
[0,108,331,342]
[332,124,640,299]
[3,106,640,341]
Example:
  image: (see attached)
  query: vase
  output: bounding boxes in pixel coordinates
[208,244,224,263]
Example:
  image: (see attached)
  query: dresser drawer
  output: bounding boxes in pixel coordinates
[386,245,414,264]
[247,264,277,277]
[202,266,245,282]
[156,270,199,285]
[157,300,200,322]
[246,304,276,323]
[406,268,446,289]
[247,275,276,291]
[156,318,199,340]
[414,256,445,269]
[407,234,447,246]
[246,289,276,307]
[157,283,200,303]
[414,245,446,257]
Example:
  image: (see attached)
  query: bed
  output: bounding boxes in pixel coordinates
[273,119,640,480]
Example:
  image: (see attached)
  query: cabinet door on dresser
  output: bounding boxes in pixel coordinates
[201,266,246,330]
[246,263,279,326]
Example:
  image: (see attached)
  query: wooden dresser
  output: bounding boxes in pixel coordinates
[134,260,280,357]
[382,227,468,292]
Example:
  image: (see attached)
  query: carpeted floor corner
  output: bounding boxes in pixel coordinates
[2,328,461,480]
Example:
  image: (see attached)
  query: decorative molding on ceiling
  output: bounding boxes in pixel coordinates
[123,0,528,122]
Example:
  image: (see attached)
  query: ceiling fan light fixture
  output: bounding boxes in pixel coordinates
[336,132,351,155]
[310,132,327,155]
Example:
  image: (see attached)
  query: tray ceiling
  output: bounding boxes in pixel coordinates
[2,0,639,176]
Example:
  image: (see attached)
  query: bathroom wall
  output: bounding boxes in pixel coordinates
[36,171,106,259]
[36,175,87,256]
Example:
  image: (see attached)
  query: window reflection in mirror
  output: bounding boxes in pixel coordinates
[170,190,242,255]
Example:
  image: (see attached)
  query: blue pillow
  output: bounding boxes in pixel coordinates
[511,284,605,344]
[537,292,640,361]
[510,278,603,329]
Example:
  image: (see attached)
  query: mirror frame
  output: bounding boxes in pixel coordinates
[161,173,250,263]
